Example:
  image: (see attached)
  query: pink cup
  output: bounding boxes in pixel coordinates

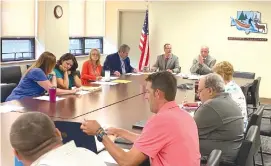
[49,87,56,102]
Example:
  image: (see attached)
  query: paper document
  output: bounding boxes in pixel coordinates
[188,75,200,80]
[101,77,119,82]
[75,90,90,95]
[111,80,131,84]
[179,104,196,117]
[81,86,102,92]
[33,96,65,101]
[98,149,129,164]
[126,73,142,76]
[0,105,24,113]
[92,82,118,85]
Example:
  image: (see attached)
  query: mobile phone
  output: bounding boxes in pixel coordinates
[114,137,133,145]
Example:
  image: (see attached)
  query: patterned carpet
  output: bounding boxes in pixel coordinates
[253,105,271,166]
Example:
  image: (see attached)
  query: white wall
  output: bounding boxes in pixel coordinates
[105,1,271,98]
[1,1,271,98]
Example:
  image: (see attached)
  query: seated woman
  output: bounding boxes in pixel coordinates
[6,52,78,101]
[54,53,81,89]
[212,61,248,129]
[81,48,103,85]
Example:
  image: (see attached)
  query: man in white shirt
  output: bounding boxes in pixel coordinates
[10,112,106,166]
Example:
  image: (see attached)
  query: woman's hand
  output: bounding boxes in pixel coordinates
[59,65,68,72]
[96,76,102,81]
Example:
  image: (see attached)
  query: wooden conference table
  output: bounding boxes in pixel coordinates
[0,74,254,166]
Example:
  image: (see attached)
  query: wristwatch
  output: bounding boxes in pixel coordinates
[96,127,107,142]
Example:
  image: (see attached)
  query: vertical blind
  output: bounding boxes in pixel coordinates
[1,0,35,37]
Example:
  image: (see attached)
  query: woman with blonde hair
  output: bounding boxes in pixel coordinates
[213,61,248,130]
[81,48,103,85]
[6,52,78,101]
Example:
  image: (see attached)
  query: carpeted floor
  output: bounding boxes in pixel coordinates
[253,104,271,166]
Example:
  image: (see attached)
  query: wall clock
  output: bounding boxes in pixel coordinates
[54,5,63,19]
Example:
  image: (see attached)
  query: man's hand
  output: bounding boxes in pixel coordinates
[114,71,121,77]
[166,69,173,73]
[106,127,122,137]
[199,55,204,65]
[133,68,137,73]
[80,120,101,135]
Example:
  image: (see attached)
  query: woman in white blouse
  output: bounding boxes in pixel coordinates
[213,61,248,130]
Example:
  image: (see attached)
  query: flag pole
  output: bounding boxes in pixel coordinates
[146,0,150,72]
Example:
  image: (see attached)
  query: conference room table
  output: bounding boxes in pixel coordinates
[0,73,254,166]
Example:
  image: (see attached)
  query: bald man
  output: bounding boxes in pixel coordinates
[190,46,216,75]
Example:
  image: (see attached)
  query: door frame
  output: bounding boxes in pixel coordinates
[117,9,145,48]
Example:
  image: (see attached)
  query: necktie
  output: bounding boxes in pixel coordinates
[165,57,169,69]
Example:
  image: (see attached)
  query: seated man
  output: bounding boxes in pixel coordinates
[151,43,180,73]
[10,112,106,166]
[190,46,216,75]
[103,44,137,76]
[81,71,201,166]
[194,73,244,163]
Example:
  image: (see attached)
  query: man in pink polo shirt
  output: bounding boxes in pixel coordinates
[81,71,201,166]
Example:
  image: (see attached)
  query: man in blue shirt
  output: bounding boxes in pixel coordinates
[103,44,137,76]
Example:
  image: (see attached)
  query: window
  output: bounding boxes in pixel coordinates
[84,37,103,54]
[69,38,84,55]
[69,37,103,56]
[1,38,35,62]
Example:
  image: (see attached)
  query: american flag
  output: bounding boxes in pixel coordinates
[138,10,149,71]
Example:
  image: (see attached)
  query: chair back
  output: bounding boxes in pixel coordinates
[246,105,264,135]
[236,125,258,166]
[54,121,98,153]
[1,66,22,84]
[241,85,250,101]
[245,105,264,153]
[233,71,255,79]
[248,77,261,107]
[1,83,17,102]
[75,70,81,78]
[206,149,222,166]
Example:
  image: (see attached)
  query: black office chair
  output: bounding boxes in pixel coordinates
[245,105,265,166]
[237,125,259,166]
[233,71,255,79]
[206,149,222,166]
[220,125,259,166]
[247,77,261,108]
[0,83,17,102]
[75,70,81,78]
[1,66,22,84]
[26,64,33,69]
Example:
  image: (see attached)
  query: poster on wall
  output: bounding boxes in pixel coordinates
[231,11,268,35]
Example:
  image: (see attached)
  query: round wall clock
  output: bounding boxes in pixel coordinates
[54,5,63,19]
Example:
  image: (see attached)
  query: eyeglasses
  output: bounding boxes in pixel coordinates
[197,87,208,94]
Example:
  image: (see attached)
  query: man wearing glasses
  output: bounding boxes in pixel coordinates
[190,46,216,75]
[193,73,244,163]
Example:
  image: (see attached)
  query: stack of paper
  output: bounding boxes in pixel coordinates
[125,73,142,76]
[33,96,65,101]
[92,82,118,85]
[98,149,129,164]
[0,105,24,113]
[100,76,119,82]
[188,75,200,80]
[111,80,132,84]
[81,86,102,92]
